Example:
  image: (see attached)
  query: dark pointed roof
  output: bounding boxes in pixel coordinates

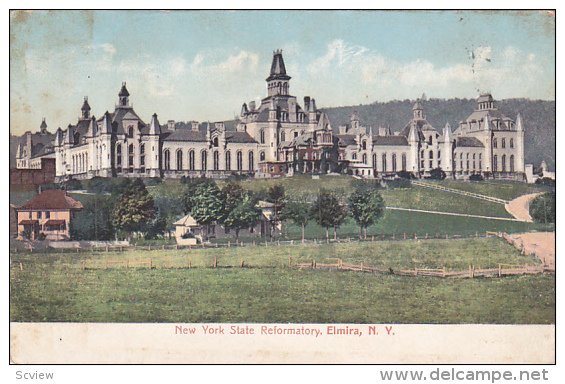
[266,50,291,81]
[119,82,130,97]
[81,97,91,112]
[40,118,47,129]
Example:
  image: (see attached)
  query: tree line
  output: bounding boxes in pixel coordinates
[70,177,386,243]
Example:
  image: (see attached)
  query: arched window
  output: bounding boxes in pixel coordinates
[188,150,195,170]
[116,144,122,167]
[164,149,170,170]
[128,126,134,138]
[260,151,265,162]
[236,151,243,171]
[372,154,377,169]
[201,150,207,171]
[176,149,183,170]
[248,151,254,171]
[213,137,219,147]
[225,151,231,171]
[493,138,498,148]
[128,144,134,172]
[429,150,433,159]
[381,153,387,172]
[362,153,367,164]
[73,132,80,145]
[128,144,134,154]
[281,131,285,142]
[260,129,265,144]
[502,138,506,149]
[428,135,433,145]
[352,153,357,160]
[502,154,506,172]
[213,151,219,171]
[493,155,498,172]
[362,140,367,150]
[402,153,407,171]
[510,138,514,148]
[392,153,397,172]
[140,144,145,154]
[510,155,515,172]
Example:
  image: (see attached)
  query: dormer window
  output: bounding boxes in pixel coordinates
[128,126,134,138]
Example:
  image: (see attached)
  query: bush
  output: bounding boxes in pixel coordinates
[396,170,415,180]
[529,192,555,224]
[385,178,411,189]
[428,168,446,180]
[181,231,195,239]
[535,177,555,187]
[62,178,83,191]
[469,174,484,181]
[143,177,163,187]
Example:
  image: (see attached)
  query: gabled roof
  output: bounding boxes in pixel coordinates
[225,131,257,144]
[456,137,485,148]
[163,129,207,142]
[18,190,83,210]
[173,214,198,227]
[373,136,409,146]
[336,134,356,147]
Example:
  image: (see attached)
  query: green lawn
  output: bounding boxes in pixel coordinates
[10,238,554,324]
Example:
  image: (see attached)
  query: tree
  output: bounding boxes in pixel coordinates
[280,199,311,243]
[267,184,285,239]
[529,192,555,224]
[222,181,245,215]
[310,190,347,241]
[222,195,261,241]
[70,194,115,240]
[111,179,156,240]
[181,177,215,214]
[190,182,225,240]
[348,188,385,239]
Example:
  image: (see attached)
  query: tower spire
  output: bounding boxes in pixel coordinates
[266,49,291,97]
[118,82,130,107]
[81,96,91,119]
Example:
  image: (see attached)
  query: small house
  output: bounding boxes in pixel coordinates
[16,189,83,241]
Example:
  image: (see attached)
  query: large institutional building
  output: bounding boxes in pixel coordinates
[15,50,525,181]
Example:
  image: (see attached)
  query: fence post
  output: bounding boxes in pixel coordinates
[403,232,406,240]
[442,266,446,277]
[425,233,428,239]
[414,268,418,276]
[106,245,109,252]
[288,256,292,268]
[19,262,23,271]
[498,264,501,277]
[228,241,231,248]
[360,262,364,272]
[214,256,217,268]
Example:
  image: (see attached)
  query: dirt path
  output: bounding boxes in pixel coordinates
[507,232,555,270]
[505,193,543,222]
[386,206,523,222]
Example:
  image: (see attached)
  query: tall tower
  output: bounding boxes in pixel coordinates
[40,118,48,134]
[81,97,91,119]
[413,100,424,120]
[266,50,291,97]
[118,82,130,107]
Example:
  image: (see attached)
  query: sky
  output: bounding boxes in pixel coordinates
[10,10,555,135]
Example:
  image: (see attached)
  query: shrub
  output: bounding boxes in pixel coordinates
[469,174,484,181]
[535,177,555,187]
[385,178,411,189]
[396,170,415,180]
[143,177,163,187]
[529,192,555,224]
[428,168,446,180]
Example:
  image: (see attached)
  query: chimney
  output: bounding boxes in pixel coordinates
[338,125,347,135]
[304,96,310,112]
[378,127,388,136]
[191,121,200,131]
[167,120,175,131]
[249,101,256,111]
[310,98,317,111]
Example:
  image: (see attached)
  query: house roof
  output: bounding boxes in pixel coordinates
[456,137,485,148]
[173,214,199,227]
[19,219,38,225]
[44,219,66,226]
[336,134,356,146]
[225,131,257,143]
[18,190,84,211]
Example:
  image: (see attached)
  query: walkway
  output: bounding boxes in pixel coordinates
[412,180,509,204]
[505,232,555,271]
[504,193,543,223]
[385,206,525,222]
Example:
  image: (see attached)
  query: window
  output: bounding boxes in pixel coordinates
[248,151,254,171]
[428,135,433,145]
[473,153,476,160]
[401,153,407,171]
[510,155,515,172]
[429,150,433,159]
[493,138,498,148]
[189,150,195,170]
[281,131,286,142]
[213,137,219,147]
[460,153,463,159]
[381,153,387,172]
[260,129,265,144]
[438,150,441,159]
[502,138,506,148]
[294,132,298,138]
[510,138,514,148]
[502,154,506,172]
[128,144,134,154]
[237,151,243,171]
[45,212,50,219]
[140,155,145,166]
[372,154,377,169]
[38,211,42,219]
[479,161,482,170]
[352,153,357,160]
[213,151,219,171]
[176,150,183,170]
[225,151,231,171]
[362,140,367,150]
[164,149,170,170]
[128,126,134,138]
[201,150,208,171]
[392,154,397,172]
[362,153,367,164]
[493,155,498,171]
[140,144,145,154]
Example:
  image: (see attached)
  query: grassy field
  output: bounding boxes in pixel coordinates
[10,238,554,324]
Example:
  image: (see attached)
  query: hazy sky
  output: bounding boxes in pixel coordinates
[10,10,555,135]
